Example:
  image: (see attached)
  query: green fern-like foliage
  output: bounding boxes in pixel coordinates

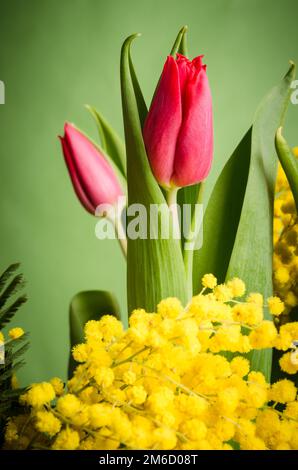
[0,263,29,444]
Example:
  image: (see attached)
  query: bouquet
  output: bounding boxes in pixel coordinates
[1,26,298,451]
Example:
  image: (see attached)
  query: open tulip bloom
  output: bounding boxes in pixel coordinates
[57,26,297,393]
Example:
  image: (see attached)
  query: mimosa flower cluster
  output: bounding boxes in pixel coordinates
[4,276,298,450]
[273,149,298,312]
[0,327,24,343]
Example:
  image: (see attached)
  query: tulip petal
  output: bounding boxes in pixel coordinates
[175,53,193,94]
[62,124,124,214]
[172,67,213,187]
[60,136,95,214]
[143,56,182,188]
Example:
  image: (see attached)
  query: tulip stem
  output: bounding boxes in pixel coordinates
[107,209,127,258]
[114,223,127,258]
[183,182,205,299]
[166,187,180,241]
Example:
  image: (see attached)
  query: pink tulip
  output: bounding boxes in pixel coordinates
[60,123,124,215]
[143,53,213,189]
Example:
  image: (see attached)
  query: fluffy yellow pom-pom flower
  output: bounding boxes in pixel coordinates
[35,411,61,436]
[269,380,297,404]
[52,427,80,450]
[201,273,217,289]
[8,327,24,340]
[50,377,64,396]
[20,382,55,408]
[227,278,246,298]
[273,162,298,311]
[267,296,285,316]
[56,394,82,418]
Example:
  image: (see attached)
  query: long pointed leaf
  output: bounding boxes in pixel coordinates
[86,105,126,177]
[179,29,188,56]
[194,65,295,288]
[275,126,298,210]
[120,34,188,313]
[193,129,251,288]
[129,53,148,127]
[194,63,295,380]
[170,26,188,56]
[193,65,295,379]
[226,63,295,379]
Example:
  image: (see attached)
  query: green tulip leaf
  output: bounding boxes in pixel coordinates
[193,62,296,380]
[192,130,251,289]
[120,34,188,313]
[68,290,120,377]
[128,53,148,128]
[275,126,298,210]
[178,28,188,57]
[86,105,126,177]
[170,25,188,57]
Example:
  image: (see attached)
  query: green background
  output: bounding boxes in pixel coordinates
[0,0,297,385]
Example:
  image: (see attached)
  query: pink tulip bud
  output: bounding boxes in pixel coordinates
[143,53,213,189]
[60,123,124,215]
